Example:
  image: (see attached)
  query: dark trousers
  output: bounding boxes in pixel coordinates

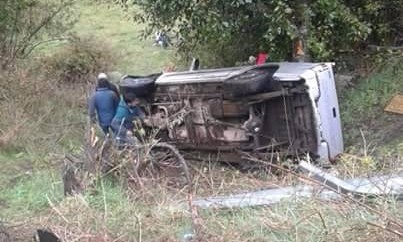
[100,124,111,135]
[111,119,134,144]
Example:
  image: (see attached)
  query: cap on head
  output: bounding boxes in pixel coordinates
[97,73,108,80]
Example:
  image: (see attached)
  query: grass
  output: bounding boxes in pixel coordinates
[36,0,174,75]
[336,58,403,177]
[72,0,174,75]
[0,153,64,221]
[340,57,403,147]
[196,198,403,241]
[32,179,194,241]
[0,170,63,220]
[23,180,401,241]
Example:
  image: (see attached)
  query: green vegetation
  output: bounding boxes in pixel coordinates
[0,172,63,219]
[341,58,403,146]
[121,0,402,65]
[71,0,173,74]
[0,0,76,68]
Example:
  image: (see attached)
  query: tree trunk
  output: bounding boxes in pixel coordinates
[293,0,310,62]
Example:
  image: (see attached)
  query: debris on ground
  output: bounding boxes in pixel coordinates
[193,161,403,209]
[385,94,403,115]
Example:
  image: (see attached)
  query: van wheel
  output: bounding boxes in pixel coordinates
[119,73,161,98]
[135,143,191,191]
[223,65,279,99]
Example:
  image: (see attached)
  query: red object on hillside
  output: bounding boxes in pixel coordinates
[256,52,268,65]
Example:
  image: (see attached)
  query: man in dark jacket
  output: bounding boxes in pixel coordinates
[89,76,119,135]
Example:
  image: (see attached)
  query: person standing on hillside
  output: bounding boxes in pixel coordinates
[97,72,120,97]
[88,74,120,135]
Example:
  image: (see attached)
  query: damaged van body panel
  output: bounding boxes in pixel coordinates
[292,63,343,160]
[121,62,343,161]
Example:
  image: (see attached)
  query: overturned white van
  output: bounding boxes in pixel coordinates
[119,62,343,162]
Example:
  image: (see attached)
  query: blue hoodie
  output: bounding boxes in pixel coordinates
[112,99,144,129]
[88,88,119,128]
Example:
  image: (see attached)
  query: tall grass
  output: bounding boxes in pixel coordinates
[0,68,86,156]
[8,160,398,241]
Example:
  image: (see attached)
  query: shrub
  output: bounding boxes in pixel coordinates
[41,36,117,84]
[0,0,76,69]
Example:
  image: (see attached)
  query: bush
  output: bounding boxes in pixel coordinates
[42,36,117,84]
[0,0,76,69]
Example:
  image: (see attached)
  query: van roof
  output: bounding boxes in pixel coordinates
[155,62,332,85]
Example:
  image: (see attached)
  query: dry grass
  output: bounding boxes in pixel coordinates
[0,122,25,149]
[333,135,403,179]
[43,196,115,241]
[192,199,403,242]
[18,156,399,242]
[188,160,299,197]
[185,157,403,242]
[1,147,402,242]
[0,41,111,155]
[35,184,191,241]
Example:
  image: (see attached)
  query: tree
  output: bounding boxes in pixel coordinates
[0,0,77,69]
[115,0,401,66]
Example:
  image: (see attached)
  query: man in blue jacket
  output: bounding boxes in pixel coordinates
[88,75,119,135]
[111,92,145,143]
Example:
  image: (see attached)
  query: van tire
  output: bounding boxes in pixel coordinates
[119,73,161,98]
[223,65,279,99]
